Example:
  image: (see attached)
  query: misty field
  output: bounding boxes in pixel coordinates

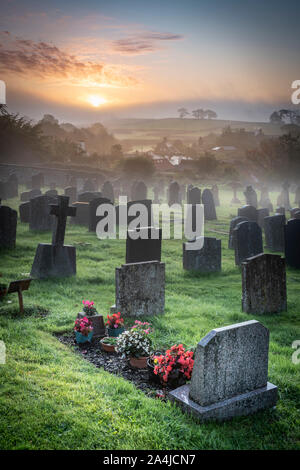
[0,188,299,450]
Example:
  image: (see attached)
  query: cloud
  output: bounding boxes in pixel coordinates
[111,31,184,55]
[0,31,138,88]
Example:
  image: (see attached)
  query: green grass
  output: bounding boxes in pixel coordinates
[0,187,299,450]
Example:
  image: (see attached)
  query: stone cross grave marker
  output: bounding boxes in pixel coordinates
[50,196,76,246]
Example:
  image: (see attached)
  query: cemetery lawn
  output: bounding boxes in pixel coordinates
[0,189,299,450]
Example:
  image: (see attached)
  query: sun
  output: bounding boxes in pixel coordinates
[87,95,107,107]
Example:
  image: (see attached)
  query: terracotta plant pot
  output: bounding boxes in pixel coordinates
[129,356,148,369]
[77,312,105,337]
[100,341,116,353]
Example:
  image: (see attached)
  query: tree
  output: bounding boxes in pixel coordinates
[204,109,217,119]
[192,109,205,119]
[177,107,189,119]
[122,156,155,178]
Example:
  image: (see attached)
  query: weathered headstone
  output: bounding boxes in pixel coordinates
[77,191,102,202]
[89,197,112,232]
[0,205,17,249]
[244,185,258,208]
[259,186,270,207]
[126,227,162,263]
[20,189,41,202]
[281,181,291,210]
[202,189,217,220]
[7,174,18,198]
[284,219,300,269]
[30,196,76,279]
[70,202,89,226]
[211,184,220,207]
[233,221,263,265]
[257,208,269,229]
[19,202,30,223]
[169,320,278,422]
[131,181,147,201]
[45,189,58,197]
[242,254,287,314]
[228,216,248,249]
[275,206,285,216]
[187,186,201,205]
[0,182,7,200]
[111,261,165,317]
[31,173,44,190]
[264,214,285,252]
[29,195,56,231]
[230,182,241,204]
[183,237,221,272]
[290,207,300,219]
[83,178,96,192]
[168,181,180,206]
[238,205,257,222]
[64,187,77,204]
[102,181,114,203]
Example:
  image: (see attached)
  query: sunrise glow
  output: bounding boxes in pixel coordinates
[87,95,108,107]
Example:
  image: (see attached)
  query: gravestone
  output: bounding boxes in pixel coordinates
[31,173,44,190]
[257,208,269,229]
[19,202,30,223]
[264,214,285,252]
[290,207,300,219]
[228,216,248,249]
[238,205,257,222]
[275,206,285,216]
[70,202,89,226]
[259,186,270,207]
[64,187,77,204]
[233,221,263,265]
[169,320,278,422]
[168,181,180,205]
[281,181,291,210]
[131,181,147,201]
[153,184,160,203]
[242,254,287,314]
[202,189,217,220]
[7,174,18,198]
[211,184,220,206]
[126,227,162,263]
[111,261,165,317]
[284,219,300,269]
[83,178,96,192]
[244,185,258,208]
[77,191,102,202]
[20,189,41,202]
[292,210,300,219]
[230,182,241,204]
[102,181,114,203]
[29,195,56,231]
[127,199,152,227]
[0,205,17,249]
[45,189,58,197]
[183,237,221,272]
[187,186,201,205]
[31,196,76,279]
[89,197,112,232]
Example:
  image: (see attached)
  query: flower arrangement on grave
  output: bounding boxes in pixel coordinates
[116,321,153,368]
[74,317,93,344]
[152,344,194,386]
[106,312,125,337]
[77,300,105,337]
[82,300,97,316]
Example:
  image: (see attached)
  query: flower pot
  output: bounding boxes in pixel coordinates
[129,356,148,369]
[108,327,125,337]
[100,341,116,353]
[75,330,93,344]
[77,312,105,337]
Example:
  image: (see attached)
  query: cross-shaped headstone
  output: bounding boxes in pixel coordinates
[50,196,76,246]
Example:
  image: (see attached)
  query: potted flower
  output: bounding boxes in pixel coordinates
[74,316,93,344]
[106,312,125,337]
[152,344,194,388]
[77,300,105,337]
[116,321,153,368]
[100,337,117,353]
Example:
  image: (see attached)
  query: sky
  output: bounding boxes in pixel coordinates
[0,0,300,124]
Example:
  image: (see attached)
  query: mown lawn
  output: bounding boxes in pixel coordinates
[0,187,299,450]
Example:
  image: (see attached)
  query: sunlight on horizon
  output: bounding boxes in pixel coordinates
[87,95,108,107]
